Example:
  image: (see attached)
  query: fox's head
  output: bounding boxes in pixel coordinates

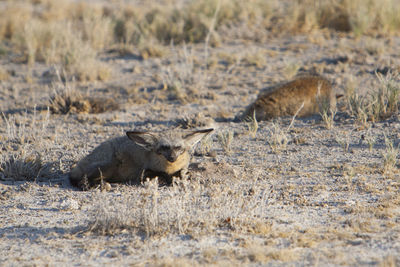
[127,128,213,162]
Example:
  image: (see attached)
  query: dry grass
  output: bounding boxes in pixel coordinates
[267,123,288,153]
[159,46,207,103]
[1,1,400,266]
[320,107,336,129]
[382,135,399,174]
[0,106,55,181]
[89,175,271,237]
[1,0,400,72]
[217,130,234,154]
[48,73,118,114]
[346,71,400,125]
[245,110,259,139]
[0,151,52,182]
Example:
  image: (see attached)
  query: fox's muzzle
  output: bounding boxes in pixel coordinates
[165,155,177,162]
[165,151,179,162]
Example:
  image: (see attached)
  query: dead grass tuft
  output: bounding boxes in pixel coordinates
[50,92,118,115]
[0,152,53,182]
[48,76,118,114]
[217,130,234,154]
[346,71,400,124]
[267,123,288,153]
[88,174,272,238]
[382,136,399,174]
[176,113,215,129]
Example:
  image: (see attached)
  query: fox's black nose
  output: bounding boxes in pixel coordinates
[166,155,177,162]
[166,152,178,162]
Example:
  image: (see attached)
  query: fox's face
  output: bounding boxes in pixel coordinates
[155,143,185,162]
[127,128,213,163]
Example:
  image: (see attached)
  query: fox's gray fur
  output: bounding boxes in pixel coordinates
[69,128,213,189]
[241,75,342,121]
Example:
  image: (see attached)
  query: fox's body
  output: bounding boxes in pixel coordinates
[69,129,213,189]
[241,75,339,121]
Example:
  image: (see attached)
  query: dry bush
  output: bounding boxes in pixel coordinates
[138,43,167,59]
[369,72,400,121]
[267,123,288,153]
[382,136,399,174]
[0,3,32,41]
[244,110,258,139]
[3,1,112,81]
[175,113,215,129]
[272,0,400,36]
[0,152,53,182]
[346,71,400,124]
[217,130,234,154]
[160,46,206,103]
[320,106,336,129]
[50,90,118,115]
[48,74,118,114]
[2,0,400,54]
[88,174,271,237]
[0,108,54,182]
[1,0,400,74]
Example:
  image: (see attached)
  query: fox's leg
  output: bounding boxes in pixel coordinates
[69,161,116,190]
[142,169,173,185]
[167,168,188,185]
[178,167,189,180]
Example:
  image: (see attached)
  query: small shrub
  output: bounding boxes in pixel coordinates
[369,71,400,122]
[218,130,234,154]
[346,71,400,125]
[382,136,398,174]
[0,152,52,182]
[364,130,376,152]
[267,123,288,153]
[320,107,336,130]
[336,131,351,152]
[161,46,205,103]
[49,74,118,114]
[245,110,259,139]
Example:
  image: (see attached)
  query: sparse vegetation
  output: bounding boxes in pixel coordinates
[0,0,399,83]
[0,152,52,182]
[49,71,118,114]
[199,134,213,155]
[382,135,399,174]
[245,110,259,138]
[267,123,288,153]
[364,130,377,152]
[336,131,351,152]
[89,177,272,237]
[346,71,400,124]
[1,0,400,266]
[217,130,234,154]
[320,107,336,129]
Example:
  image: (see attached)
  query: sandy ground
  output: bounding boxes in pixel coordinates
[1,32,400,266]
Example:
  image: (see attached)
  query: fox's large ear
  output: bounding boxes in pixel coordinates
[126,131,159,150]
[183,128,214,148]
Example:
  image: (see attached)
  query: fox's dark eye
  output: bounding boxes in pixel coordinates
[159,145,170,151]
